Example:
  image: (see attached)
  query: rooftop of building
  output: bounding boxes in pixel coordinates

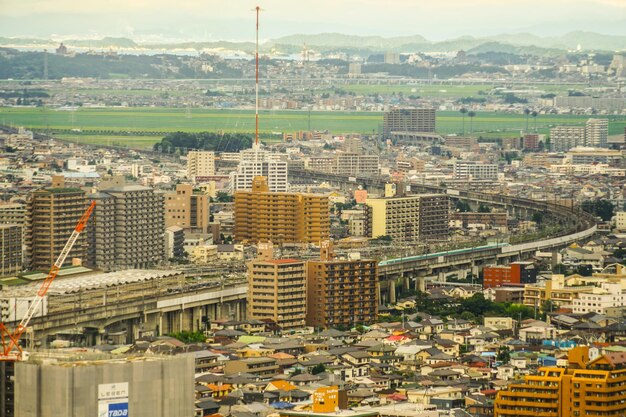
[101,184,152,193]
[0,269,182,298]
[366,193,448,201]
[23,349,191,366]
[263,259,304,265]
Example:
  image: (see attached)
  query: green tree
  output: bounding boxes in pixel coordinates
[532,212,544,224]
[168,330,207,344]
[477,204,491,213]
[531,111,538,132]
[214,191,233,203]
[460,108,468,135]
[581,199,614,221]
[372,235,393,244]
[524,108,530,131]
[154,131,252,154]
[612,248,626,260]
[311,364,326,375]
[455,200,471,212]
[468,111,476,134]
[575,264,593,277]
[497,346,511,363]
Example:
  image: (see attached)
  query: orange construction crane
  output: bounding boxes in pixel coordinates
[0,201,96,361]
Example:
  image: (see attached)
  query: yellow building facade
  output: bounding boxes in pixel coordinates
[495,347,626,417]
[234,176,329,244]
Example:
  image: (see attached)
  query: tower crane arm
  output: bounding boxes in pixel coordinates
[0,200,95,361]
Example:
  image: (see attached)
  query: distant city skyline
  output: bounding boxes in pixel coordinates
[1,0,625,41]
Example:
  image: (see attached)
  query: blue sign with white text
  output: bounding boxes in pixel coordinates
[108,402,128,417]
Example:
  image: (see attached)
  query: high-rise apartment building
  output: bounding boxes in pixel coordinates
[453,161,499,180]
[383,108,436,135]
[522,134,543,151]
[163,184,209,232]
[334,154,379,177]
[342,136,363,154]
[247,242,307,329]
[0,224,22,277]
[550,126,586,152]
[234,176,329,244]
[306,242,378,329]
[0,202,26,254]
[551,119,609,152]
[0,203,26,228]
[307,154,379,177]
[495,347,626,417]
[88,180,164,271]
[187,150,215,182]
[365,192,449,242]
[585,118,608,148]
[230,145,288,193]
[26,176,88,271]
[164,225,185,260]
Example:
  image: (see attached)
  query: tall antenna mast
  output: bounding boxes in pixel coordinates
[255,6,260,147]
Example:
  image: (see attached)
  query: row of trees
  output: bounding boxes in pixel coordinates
[153,132,252,154]
[581,199,615,222]
[414,292,537,322]
[458,107,539,135]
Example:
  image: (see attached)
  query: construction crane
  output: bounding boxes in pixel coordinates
[0,201,96,361]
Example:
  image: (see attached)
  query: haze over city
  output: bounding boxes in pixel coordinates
[1,0,626,40]
[2,1,626,417]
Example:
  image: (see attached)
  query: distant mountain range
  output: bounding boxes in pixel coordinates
[1,31,625,55]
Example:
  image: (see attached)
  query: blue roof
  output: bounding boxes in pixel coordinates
[271,402,295,409]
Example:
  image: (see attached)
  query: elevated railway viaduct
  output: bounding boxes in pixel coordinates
[289,169,597,302]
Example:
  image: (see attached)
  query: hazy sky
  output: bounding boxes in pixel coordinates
[1,0,625,40]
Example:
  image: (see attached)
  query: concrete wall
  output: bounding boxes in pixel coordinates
[15,355,194,417]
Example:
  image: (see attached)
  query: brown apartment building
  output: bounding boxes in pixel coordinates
[306,242,378,329]
[234,176,329,244]
[247,242,307,330]
[26,176,88,270]
[164,184,210,232]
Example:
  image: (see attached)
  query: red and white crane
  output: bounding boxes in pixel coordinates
[0,201,96,361]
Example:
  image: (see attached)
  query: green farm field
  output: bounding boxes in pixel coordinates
[326,83,583,97]
[1,106,624,149]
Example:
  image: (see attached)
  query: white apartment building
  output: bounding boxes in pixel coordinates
[187,150,215,182]
[550,119,609,152]
[334,154,379,177]
[550,126,586,152]
[585,118,609,148]
[230,145,288,193]
[572,282,626,315]
[615,212,626,231]
[453,161,499,180]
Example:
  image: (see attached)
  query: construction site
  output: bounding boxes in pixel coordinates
[0,202,241,417]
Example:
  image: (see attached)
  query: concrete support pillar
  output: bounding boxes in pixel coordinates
[416,276,426,293]
[403,275,410,292]
[389,280,396,304]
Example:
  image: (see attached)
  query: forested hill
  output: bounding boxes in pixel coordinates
[0,48,243,80]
